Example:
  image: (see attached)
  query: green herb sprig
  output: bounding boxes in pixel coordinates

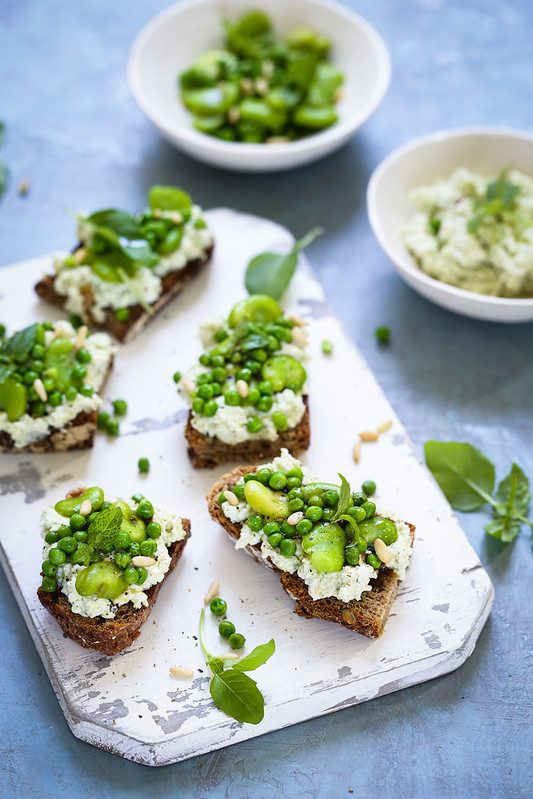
[87,506,123,550]
[0,121,8,201]
[467,170,521,235]
[424,441,532,545]
[245,227,322,300]
[199,607,275,724]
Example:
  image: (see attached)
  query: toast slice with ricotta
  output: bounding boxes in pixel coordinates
[206,453,415,639]
[37,487,190,656]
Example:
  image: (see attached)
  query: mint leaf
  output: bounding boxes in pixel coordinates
[3,323,38,363]
[232,639,275,672]
[484,516,522,543]
[210,670,265,724]
[331,473,352,521]
[86,209,141,239]
[148,185,192,211]
[468,170,521,235]
[245,227,322,300]
[424,441,495,511]
[87,506,122,550]
[0,162,8,201]
[494,463,530,515]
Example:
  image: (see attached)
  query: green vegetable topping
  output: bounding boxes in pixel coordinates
[113,398,128,416]
[468,170,522,235]
[362,480,376,496]
[375,326,390,343]
[173,371,182,383]
[229,633,246,650]
[321,339,333,354]
[245,228,321,300]
[210,597,228,616]
[138,457,150,473]
[218,620,236,638]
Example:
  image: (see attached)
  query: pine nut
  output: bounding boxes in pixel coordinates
[169,211,183,224]
[131,556,156,567]
[254,77,268,95]
[240,77,253,95]
[288,314,308,327]
[223,490,239,506]
[359,431,379,442]
[374,538,391,563]
[218,652,240,660]
[265,136,290,144]
[204,580,220,604]
[74,247,87,265]
[353,442,361,463]
[53,325,67,339]
[33,378,47,403]
[342,608,356,624]
[74,325,88,350]
[182,378,195,394]
[262,59,274,77]
[152,209,162,219]
[79,499,92,516]
[236,379,248,398]
[228,106,240,124]
[18,178,30,195]
[292,327,308,347]
[287,511,304,525]
[169,666,194,678]
[377,420,393,434]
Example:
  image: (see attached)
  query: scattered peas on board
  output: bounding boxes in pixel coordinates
[179,11,344,144]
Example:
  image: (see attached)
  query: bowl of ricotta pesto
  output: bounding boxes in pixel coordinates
[367,127,533,323]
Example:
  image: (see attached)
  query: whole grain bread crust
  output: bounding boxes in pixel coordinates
[186,396,310,468]
[37,520,191,656]
[35,243,214,343]
[206,466,415,639]
[0,352,114,454]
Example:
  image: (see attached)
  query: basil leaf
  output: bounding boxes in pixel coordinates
[148,185,192,211]
[484,516,522,543]
[245,227,322,300]
[494,463,530,515]
[331,473,352,521]
[86,209,141,239]
[4,323,38,363]
[87,506,122,550]
[206,656,224,675]
[424,441,495,511]
[210,670,265,724]
[0,162,8,201]
[232,639,275,672]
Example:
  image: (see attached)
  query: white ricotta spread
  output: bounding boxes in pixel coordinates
[52,205,213,322]
[402,167,533,297]
[41,498,186,619]
[221,449,413,602]
[0,322,115,448]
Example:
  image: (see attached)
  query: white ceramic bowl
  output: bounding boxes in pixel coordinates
[128,0,391,172]
[367,127,533,324]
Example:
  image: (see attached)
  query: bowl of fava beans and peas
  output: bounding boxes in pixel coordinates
[128,0,391,171]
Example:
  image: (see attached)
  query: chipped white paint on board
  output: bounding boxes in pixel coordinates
[0,209,493,767]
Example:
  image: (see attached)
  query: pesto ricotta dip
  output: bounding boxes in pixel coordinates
[53,204,213,323]
[220,449,413,603]
[0,321,115,449]
[41,494,187,619]
[402,167,533,297]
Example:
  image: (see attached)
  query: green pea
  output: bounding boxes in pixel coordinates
[233,483,246,501]
[247,386,261,405]
[106,418,120,436]
[212,366,226,382]
[115,531,131,550]
[42,560,58,577]
[45,531,59,545]
[131,493,144,503]
[306,506,323,522]
[136,567,148,584]
[218,620,236,638]
[41,576,57,592]
[347,506,366,523]
[115,551,132,569]
[146,522,161,539]
[129,542,141,557]
[256,468,272,485]
[322,507,335,521]
[79,384,94,397]
[272,411,288,431]
[268,532,283,547]
[366,553,381,570]
[263,521,280,536]
[224,390,241,407]
[229,632,245,650]
[115,308,130,322]
[69,513,87,532]
[71,362,87,381]
[362,480,376,497]
[192,397,205,414]
[362,501,376,519]
[58,536,77,553]
[296,518,313,535]
[352,492,366,507]
[197,383,214,400]
[323,489,339,507]
[345,546,359,566]
[76,347,92,364]
[218,492,226,504]
[31,401,45,417]
[258,379,274,395]
[138,457,150,474]
[136,499,154,520]
[210,597,227,616]
[286,476,301,490]
[243,473,258,482]
[48,548,66,565]
[375,326,391,343]
[307,494,324,508]
[269,471,287,490]
[214,328,229,342]
[113,398,128,416]
[65,386,77,402]
[123,566,140,585]
[203,399,218,417]
[97,411,110,430]
[173,370,182,383]
[288,498,304,512]
[48,391,62,407]
[246,416,263,434]
[140,539,157,557]
[197,372,212,384]
[56,525,72,538]
[248,514,264,532]
[279,521,294,537]
[279,539,296,557]
[257,395,275,412]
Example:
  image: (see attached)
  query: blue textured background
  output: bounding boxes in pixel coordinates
[1,1,532,796]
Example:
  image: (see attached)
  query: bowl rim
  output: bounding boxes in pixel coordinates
[367,125,533,310]
[127,0,392,160]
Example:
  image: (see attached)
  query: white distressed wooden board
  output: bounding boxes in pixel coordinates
[0,209,493,766]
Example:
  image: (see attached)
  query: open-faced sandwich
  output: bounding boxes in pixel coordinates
[0,320,115,452]
[178,295,310,468]
[35,185,214,343]
[37,486,190,655]
[207,450,414,638]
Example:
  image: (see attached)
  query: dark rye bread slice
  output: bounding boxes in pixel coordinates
[207,466,415,639]
[0,354,114,454]
[35,243,214,343]
[37,520,191,656]
[186,396,310,468]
